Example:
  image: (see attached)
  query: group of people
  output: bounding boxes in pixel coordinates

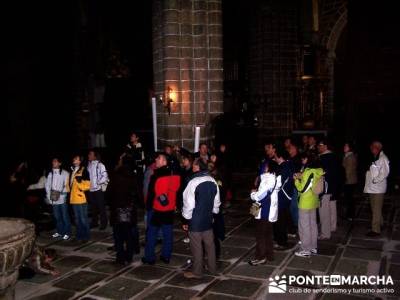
[248,135,390,266]
[4,132,391,278]
[5,132,233,279]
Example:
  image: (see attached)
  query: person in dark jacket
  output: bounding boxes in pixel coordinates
[142,153,181,265]
[273,147,295,249]
[182,158,221,278]
[318,139,340,240]
[108,157,141,265]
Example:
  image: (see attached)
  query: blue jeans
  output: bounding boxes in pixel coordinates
[290,190,299,226]
[144,210,173,262]
[52,203,71,236]
[72,204,90,240]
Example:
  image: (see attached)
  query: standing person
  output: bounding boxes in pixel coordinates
[194,143,210,163]
[142,153,181,265]
[45,157,71,240]
[294,154,324,257]
[182,158,221,278]
[121,132,145,175]
[318,140,340,240]
[364,141,390,237]
[287,143,302,232]
[342,142,358,221]
[70,155,91,242]
[273,147,294,249]
[87,149,109,230]
[300,135,309,153]
[108,157,141,265]
[248,160,280,265]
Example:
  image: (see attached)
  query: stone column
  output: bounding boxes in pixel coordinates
[152,0,223,150]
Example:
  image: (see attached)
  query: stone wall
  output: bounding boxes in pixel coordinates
[152,0,223,150]
[247,0,300,138]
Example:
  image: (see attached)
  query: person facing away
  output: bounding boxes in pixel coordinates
[294,153,324,258]
[87,149,109,230]
[248,159,280,266]
[363,141,390,237]
[108,157,141,265]
[317,139,340,240]
[182,158,221,278]
[342,142,358,220]
[70,155,91,242]
[45,157,71,240]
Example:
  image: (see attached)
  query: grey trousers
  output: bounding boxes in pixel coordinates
[319,194,337,239]
[369,193,384,233]
[189,229,216,277]
[298,209,318,252]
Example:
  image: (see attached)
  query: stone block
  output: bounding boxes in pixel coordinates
[164,23,180,35]
[287,256,332,272]
[54,271,107,292]
[193,11,206,24]
[207,11,222,25]
[230,263,275,279]
[181,35,193,47]
[193,24,205,35]
[210,101,223,113]
[166,273,215,288]
[29,290,75,300]
[142,286,197,300]
[164,10,179,23]
[180,48,193,58]
[164,47,179,58]
[92,277,149,300]
[209,91,223,102]
[194,48,207,58]
[209,58,223,69]
[210,279,261,298]
[209,36,222,48]
[164,58,180,69]
[343,247,381,261]
[208,69,223,80]
[164,35,179,47]
[180,24,192,35]
[193,36,207,47]
[164,69,180,80]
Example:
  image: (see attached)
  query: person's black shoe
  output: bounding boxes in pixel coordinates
[141,257,155,265]
[160,256,170,264]
[366,231,380,237]
[157,238,163,244]
[99,225,107,230]
[90,223,99,229]
[107,246,115,251]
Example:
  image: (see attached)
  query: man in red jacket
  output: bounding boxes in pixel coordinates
[142,153,181,264]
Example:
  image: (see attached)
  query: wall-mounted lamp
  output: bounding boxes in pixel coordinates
[159,86,174,115]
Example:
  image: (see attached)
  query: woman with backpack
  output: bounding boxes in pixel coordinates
[293,153,324,257]
[248,160,281,266]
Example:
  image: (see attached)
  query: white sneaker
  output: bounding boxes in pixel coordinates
[295,250,311,257]
[310,248,317,255]
[52,233,61,238]
[183,237,190,244]
[62,234,70,240]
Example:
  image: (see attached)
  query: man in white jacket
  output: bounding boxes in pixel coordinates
[87,150,109,230]
[45,157,70,240]
[364,141,390,237]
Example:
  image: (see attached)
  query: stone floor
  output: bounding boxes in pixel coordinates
[15,172,400,300]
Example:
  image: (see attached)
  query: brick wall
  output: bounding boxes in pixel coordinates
[152,0,223,150]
